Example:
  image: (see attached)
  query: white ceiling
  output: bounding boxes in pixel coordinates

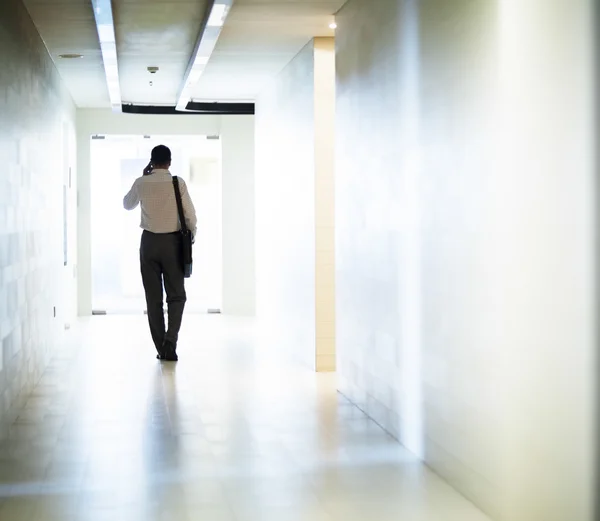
[22,0,346,108]
[22,0,109,107]
[115,0,209,105]
[191,0,346,101]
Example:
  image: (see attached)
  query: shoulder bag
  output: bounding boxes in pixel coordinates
[172,176,193,278]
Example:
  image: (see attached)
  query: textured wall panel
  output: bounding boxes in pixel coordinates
[0,0,76,440]
[255,41,317,369]
[335,0,595,519]
[255,39,336,371]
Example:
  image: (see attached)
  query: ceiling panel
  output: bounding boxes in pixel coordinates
[22,0,110,107]
[22,0,347,107]
[191,0,346,101]
[115,0,210,105]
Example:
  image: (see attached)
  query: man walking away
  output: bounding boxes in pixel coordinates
[123,145,197,361]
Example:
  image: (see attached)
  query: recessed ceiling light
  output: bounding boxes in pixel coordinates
[194,56,209,67]
[329,22,337,29]
[92,0,122,111]
[207,4,228,27]
[59,53,84,59]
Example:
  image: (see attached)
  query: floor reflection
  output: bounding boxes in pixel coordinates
[0,315,489,521]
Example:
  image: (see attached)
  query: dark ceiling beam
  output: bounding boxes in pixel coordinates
[121,102,254,115]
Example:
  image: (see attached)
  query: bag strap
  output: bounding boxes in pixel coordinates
[172,176,188,233]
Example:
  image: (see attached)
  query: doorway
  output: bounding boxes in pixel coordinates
[90,134,222,314]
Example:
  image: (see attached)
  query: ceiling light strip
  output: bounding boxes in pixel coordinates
[176,0,234,111]
[91,0,122,112]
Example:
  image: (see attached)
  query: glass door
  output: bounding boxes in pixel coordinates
[90,134,222,314]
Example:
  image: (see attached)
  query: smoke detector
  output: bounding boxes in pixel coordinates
[147,66,159,74]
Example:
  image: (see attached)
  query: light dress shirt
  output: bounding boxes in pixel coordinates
[123,169,197,237]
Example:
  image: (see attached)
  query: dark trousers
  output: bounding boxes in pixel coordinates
[140,230,186,353]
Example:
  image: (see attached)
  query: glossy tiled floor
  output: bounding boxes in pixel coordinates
[0,316,490,521]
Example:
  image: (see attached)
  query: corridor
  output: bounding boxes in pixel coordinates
[0,317,489,521]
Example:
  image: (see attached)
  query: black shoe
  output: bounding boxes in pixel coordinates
[162,340,178,362]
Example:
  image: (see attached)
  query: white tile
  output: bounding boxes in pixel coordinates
[0,316,490,521]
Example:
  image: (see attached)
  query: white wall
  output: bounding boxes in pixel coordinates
[0,0,77,439]
[335,1,595,520]
[255,42,316,368]
[255,39,336,371]
[221,116,256,315]
[76,110,255,316]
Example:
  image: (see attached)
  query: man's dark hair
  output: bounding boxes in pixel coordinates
[151,145,171,165]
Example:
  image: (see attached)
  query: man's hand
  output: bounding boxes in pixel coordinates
[143,161,153,176]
